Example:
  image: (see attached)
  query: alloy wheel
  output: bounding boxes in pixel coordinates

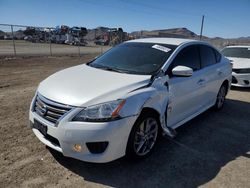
[217,86,226,108]
[133,117,158,156]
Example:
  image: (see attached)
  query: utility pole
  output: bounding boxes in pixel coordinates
[199,15,205,40]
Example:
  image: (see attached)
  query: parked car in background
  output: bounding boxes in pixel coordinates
[221,46,250,87]
[29,38,232,163]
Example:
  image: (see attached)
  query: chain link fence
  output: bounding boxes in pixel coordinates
[0,24,111,57]
[2,23,249,57]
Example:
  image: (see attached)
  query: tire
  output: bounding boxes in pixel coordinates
[126,111,159,161]
[214,84,227,110]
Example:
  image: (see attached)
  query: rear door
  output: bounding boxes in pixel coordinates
[199,45,223,106]
[166,45,207,128]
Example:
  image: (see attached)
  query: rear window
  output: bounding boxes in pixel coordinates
[221,47,250,59]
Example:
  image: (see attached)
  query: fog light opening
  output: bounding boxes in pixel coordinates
[243,80,249,85]
[86,141,109,154]
[73,144,82,152]
[232,76,238,84]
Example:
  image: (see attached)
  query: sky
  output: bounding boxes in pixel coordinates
[0,0,249,38]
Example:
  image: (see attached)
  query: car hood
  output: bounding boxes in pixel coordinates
[38,64,151,107]
[227,57,250,69]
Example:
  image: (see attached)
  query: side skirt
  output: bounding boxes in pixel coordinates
[171,103,214,130]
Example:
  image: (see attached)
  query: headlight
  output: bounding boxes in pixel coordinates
[72,100,126,122]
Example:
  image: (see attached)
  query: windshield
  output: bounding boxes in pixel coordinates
[221,47,250,59]
[89,42,177,75]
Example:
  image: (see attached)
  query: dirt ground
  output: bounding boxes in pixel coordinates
[0,40,111,56]
[0,56,249,188]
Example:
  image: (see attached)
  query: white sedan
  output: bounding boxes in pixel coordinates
[29,38,232,163]
[221,46,250,87]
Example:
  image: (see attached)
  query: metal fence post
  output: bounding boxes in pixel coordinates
[11,25,16,56]
[49,40,52,56]
[78,45,80,56]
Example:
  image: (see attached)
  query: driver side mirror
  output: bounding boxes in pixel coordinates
[172,66,193,77]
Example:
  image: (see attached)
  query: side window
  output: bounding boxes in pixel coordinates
[167,45,201,77]
[200,45,217,67]
[169,45,200,74]
[213,49,222,63]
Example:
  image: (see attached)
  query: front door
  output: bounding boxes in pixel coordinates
[166,45,207,128]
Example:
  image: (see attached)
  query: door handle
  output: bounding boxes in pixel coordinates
[218,71,223,76]
[197,79,205,85]
[217,69,223,76]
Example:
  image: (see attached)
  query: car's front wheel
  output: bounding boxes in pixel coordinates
[126,112,159,160]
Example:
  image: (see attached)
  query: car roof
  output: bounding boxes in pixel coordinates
[126,37,197,46]
[224,45,250,48]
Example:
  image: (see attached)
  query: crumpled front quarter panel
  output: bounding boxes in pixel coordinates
[120,76,169,127]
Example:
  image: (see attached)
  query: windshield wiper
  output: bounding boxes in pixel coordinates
[91,64,129,74]
[105,67,130,74]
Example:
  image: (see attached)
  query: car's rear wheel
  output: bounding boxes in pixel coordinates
[126,112,159,160]
[214,84,227,110]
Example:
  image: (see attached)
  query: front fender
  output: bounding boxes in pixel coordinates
[120,76,169,127]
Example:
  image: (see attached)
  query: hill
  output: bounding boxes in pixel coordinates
[129,27,250,48]
[130,27,199,39]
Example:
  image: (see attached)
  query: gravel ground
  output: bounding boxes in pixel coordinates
[0,40,111,56]
[0,56,249,188]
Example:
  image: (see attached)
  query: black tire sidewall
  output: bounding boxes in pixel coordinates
[215,85,227,110]
[126,111,160,160]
